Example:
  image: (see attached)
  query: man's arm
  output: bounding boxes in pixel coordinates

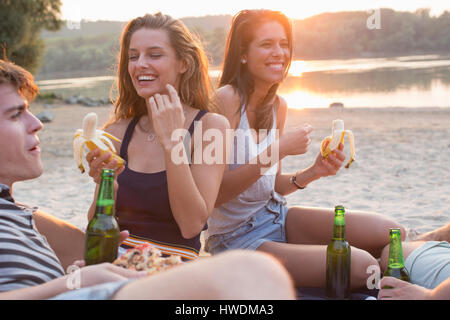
[0,276,70,300]
[0,263,145,300]
[33,209,85,270]
[429,277,450,300]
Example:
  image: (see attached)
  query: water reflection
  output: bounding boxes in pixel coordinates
[37,54,450,109]
[288,54,450,76]
[279,55,450,108]
[280,66,450,108]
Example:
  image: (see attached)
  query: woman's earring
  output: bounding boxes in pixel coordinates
[241,58,247,64]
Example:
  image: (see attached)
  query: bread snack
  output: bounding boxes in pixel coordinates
[113,243,183,275]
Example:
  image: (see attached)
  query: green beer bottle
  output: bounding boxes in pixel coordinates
[85,169,120,265]
[383,228,410,287]
[326,205,351,299]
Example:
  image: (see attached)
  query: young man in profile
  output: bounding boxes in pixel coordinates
[0,58,295,300]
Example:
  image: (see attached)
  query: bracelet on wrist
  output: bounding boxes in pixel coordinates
[290,174,306,190]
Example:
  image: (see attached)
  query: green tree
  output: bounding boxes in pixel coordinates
[0,0,62,73]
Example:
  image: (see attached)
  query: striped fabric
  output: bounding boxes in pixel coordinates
[121,234,199,261]
[0,184,65,292]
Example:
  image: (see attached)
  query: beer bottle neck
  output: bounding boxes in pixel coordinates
[95,177,115,217]
[332,214,346,240]
[388,233,405,268]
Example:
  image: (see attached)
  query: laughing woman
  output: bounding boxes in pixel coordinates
[86,13,230,261]
[205,9,405,290]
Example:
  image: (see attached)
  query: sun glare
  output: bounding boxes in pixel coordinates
[288,61,314,77]
[280,89,331,109]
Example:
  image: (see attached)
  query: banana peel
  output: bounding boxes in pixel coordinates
[320,119,355,168]
[73,112,125,173]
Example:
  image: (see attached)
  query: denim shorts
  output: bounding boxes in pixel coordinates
[49,280,131,300]
[405,241,450,289]
[205,198,289,255]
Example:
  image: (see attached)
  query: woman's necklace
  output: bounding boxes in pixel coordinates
[146,132,158,143]
[138,117,158,143]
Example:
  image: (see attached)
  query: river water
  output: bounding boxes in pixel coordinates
[36,54,450,109]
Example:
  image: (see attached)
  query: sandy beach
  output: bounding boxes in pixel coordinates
[13,102,450,254]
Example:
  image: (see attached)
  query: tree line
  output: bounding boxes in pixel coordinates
[37,18,230,76]
[0,0,62,73]
[294,8,450,59]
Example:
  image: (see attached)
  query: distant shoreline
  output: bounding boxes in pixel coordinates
[34,54,450,109]
[35,52,450,80]
[34,96,450,110]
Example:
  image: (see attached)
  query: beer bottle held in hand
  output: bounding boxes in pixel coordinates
[326,205,351,299]
[85,169,120,265]
[383,228,410,287]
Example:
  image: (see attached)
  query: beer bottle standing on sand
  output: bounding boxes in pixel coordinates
[85,169,120,265]
[383,228,410,287]
[326,205,351,299]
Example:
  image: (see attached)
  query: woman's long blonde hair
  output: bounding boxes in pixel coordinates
[112,12,214,121]
[220,10,293,131]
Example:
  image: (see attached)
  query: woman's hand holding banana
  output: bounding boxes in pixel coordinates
[312,142,345,178]
[280,119,355,181]
[73,112,125,174]
[312,118,356,178]
[73,112,125,183]
[320,119,355,168]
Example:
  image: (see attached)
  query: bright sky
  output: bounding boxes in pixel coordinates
[62,0,449,21]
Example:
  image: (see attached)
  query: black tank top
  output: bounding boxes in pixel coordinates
[116,110,207,260]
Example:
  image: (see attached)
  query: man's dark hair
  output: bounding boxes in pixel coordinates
[0,58,39,101]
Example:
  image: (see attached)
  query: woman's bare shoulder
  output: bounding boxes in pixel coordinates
[104,117,133,140]
[217,84,238,99]
[216,85,241,111]
[201,111,231,132]
[215,85,241,128]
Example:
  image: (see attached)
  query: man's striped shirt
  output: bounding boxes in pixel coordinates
[0,184,65,292]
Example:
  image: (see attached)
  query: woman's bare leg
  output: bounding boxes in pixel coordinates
[416,223,450,242]
[113,250,295,300]
[285,206,405,258]
[257,241,378,290]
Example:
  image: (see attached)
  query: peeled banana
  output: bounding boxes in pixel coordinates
[73,112,125,173]
[320,119,355,168]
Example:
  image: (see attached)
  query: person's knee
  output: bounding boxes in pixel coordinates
[383,220,406,241]
[371,218,406,253]
[397,224,407,241]
[351,247,379,289]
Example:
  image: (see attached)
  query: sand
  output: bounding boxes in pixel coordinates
[12,103,450,251]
